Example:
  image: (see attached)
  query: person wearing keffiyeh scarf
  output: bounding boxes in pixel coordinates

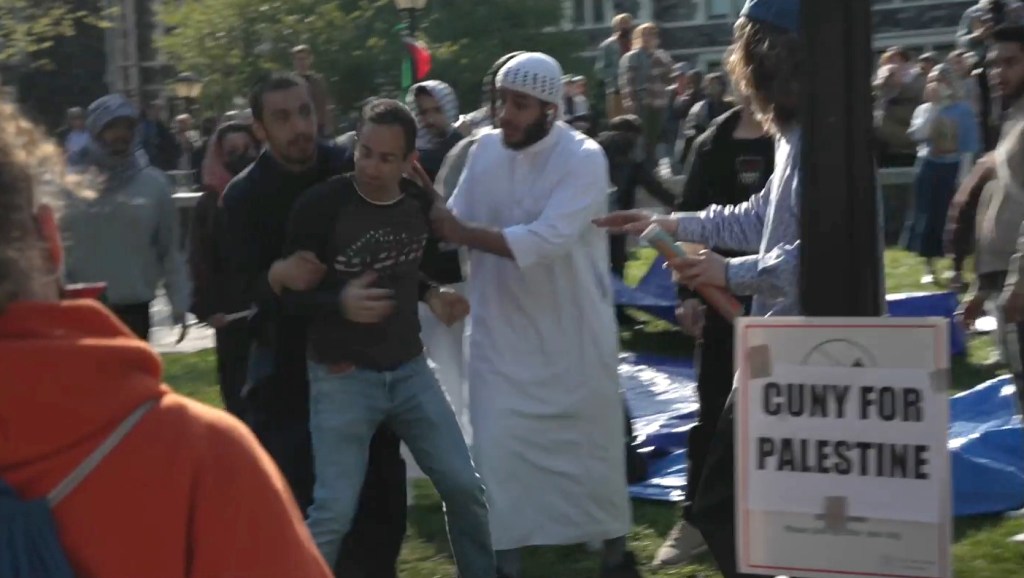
[68,94,146,192]
[60,93,191,340]
[405,80,463,180]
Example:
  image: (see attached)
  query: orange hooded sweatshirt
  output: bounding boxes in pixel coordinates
[0,300,332,578]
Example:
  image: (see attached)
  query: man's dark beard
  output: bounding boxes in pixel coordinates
[274,143,316,170]
[505,114,550,151]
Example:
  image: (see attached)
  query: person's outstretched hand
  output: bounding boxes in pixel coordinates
[592,210,677,236]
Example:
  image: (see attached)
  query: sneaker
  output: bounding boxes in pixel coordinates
[921,273,936,285]
[652,520,708,567]
[598,551,643,578]
[1009,533,1024,543]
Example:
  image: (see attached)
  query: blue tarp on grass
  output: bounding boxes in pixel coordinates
[620,354,1024,516]
[615,257,967,355]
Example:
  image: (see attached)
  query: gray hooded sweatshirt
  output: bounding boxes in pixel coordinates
[62,94,191,314]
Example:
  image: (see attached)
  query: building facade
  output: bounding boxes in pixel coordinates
[567,0,974,72]
[105,0,171,107]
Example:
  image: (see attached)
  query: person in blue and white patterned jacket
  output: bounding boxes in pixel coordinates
[595,1,805,576]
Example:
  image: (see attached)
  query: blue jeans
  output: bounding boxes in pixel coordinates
[306,355,495,578]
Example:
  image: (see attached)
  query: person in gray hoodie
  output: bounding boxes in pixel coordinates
[63,94,190,340]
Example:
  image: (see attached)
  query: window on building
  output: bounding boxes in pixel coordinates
[707,0,740,20]
[566,0,652,28]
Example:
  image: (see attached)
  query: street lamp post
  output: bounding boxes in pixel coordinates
[171,72,204,116]
[800,0,883,317]
[393,0,429,35]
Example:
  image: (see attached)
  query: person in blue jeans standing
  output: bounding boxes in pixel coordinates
[274,98,495,577]
[901,62,982,284]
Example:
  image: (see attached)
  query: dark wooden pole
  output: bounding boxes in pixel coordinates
[800,0,884,317]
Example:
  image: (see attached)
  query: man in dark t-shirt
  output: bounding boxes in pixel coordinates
[276,99,495,577]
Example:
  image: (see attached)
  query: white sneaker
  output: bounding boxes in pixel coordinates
[1009,533,1024,543]
[652,520,708,567]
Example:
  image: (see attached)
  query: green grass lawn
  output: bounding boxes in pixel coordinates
[163,248,1023,577]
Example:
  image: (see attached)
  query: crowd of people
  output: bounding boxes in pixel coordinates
[3,1,1024,578]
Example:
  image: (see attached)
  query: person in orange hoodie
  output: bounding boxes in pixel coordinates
[0,101,331,577]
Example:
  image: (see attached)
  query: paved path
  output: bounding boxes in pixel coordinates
[149,293,215,354]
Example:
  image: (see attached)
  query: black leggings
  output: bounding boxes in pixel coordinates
[688,390,776,578]
[215,323,251,418]
[682,309,736,520]
[109,302,151,340]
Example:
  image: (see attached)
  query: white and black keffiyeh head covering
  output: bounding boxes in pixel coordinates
[406,79,460,150]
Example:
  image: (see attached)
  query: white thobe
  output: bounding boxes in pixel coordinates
[448,122,631,550]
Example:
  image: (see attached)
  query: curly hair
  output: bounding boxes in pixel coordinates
[0,100,89,312]
[725,17,803,134]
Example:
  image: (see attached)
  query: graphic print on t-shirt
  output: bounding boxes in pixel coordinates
[334,227,428,274]
[736,156,767,188]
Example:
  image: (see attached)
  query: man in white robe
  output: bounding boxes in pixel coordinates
[429,52,639,578]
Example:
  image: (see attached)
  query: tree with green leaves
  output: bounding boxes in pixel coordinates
[0,0,106,68]
[157,0,584,125]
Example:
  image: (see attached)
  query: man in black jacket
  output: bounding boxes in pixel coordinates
[653,102,774,569]
[219,72,406,578]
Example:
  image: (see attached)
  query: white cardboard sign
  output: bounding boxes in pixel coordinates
[735,317,951,578]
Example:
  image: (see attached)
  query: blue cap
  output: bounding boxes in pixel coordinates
[739,0,800,34]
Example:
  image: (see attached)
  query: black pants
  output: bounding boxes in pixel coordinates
[682,309,736,521]
[109,302,151,340]
[688,391,775,578]
[215,323,251,418]
[683,299,775,578]
[609,177,638,281]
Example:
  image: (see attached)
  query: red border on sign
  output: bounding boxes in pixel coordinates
[737,321,949,578]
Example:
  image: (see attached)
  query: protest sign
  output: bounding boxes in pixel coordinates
[736,317,951,578]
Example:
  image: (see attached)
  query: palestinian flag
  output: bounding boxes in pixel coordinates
[402,37,432,89]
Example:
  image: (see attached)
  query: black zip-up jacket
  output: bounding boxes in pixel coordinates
[676,107,774,306]
[219,143,352,416]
